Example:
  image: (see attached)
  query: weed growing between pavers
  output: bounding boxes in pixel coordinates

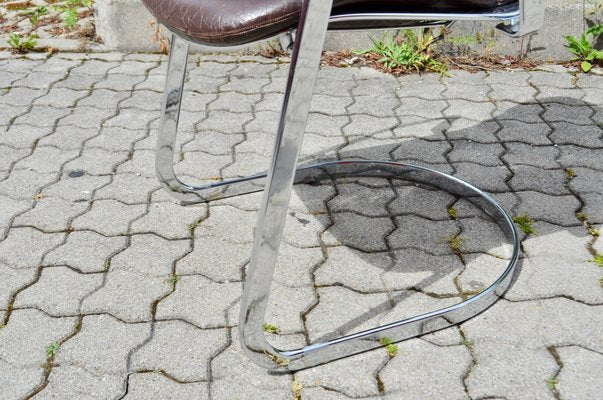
[513,213,536,235]
[263,323,280,334]
[379,337,399,358]
[45,341,60,360]
[448,206,458,220]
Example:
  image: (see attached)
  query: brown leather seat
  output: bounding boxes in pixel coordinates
[142,0,516,47]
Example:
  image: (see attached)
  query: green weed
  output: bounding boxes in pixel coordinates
[448,207,458,220]
[447,235,465,255]
[590,254,603,267]
[7,33,38,53]
[564,24,603,72]
[513,214,536,235]
[165,275,180,285]
[28,6,49,26]
[45,342,60,359]
[565,168,576,180]
[546,376,558,391]
[357,30,448,75]
[263,323,280,334]
[379,337,399,357]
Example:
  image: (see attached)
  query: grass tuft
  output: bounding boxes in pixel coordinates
[45,342,60,360]
[513,214,536,235]
[379,337,399,358]
[263,323,280,334]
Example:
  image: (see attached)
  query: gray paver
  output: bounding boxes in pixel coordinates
[81,270,169,321]
[157,275,241,328]
[380,340,470,399]
[131,320,228,381]
[71,199,146,236]
[14,196,89,231]
[44,231,127,272]
[124,373,209,400]
[15,266,103,315]
[557,346,603,400]
[0,227,64,269]
[51,315,151,376]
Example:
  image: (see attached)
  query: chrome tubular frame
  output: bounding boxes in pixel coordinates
[155,0,541,370]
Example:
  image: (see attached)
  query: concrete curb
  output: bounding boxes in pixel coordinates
[95,0,596,60]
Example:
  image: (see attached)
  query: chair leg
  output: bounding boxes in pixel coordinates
[156,34,273,204]
[237,0,335,370]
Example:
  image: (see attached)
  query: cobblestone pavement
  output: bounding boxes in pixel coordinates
[0,51,602,400]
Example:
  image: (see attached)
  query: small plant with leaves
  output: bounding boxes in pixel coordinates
[165,274,180,285]
[379,337,399,357]
[28,6,49,26]
[45,342,60,360]
[7,33,38,53]
[54,0,93,31]
[448,207,458,220]
[564,24,603,72]
[263,323,280,334]
[565,168,576,180]
[546,376,558,392]
[357,29,448,75]
[590,254,603,267]
[513,213,536,235]
[447,235,465,255]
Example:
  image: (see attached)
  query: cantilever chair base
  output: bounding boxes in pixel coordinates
[153,0,541,370]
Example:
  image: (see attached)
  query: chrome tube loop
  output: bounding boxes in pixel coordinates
[152,0,537,371]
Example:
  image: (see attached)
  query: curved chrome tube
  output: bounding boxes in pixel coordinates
[153,0,539,370]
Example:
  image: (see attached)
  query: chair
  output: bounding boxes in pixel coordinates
[141,0,543,370]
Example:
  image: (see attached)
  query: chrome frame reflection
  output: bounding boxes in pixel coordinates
[154,0,542,370]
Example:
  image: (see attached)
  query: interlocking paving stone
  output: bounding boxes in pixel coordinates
[305,286,388,342]
[315,247,391,292]
[549,121,603,147]
[64,148,129,175]
[14,146,78,174]
[0,227,64,269]
[131,320,228,381]
[211,337,292,397]
[48,314,149,395]
[509,165,568,195]
[297,350,387,398]
[388,215,458,255]
[466,344,557,400]
[380,340,471,399]
[44,231,127,272]
[157,275,241,328]
[0,265,36,310]
[323,212,393,252]
[0,124,53,148]
[14,266,103,315]
[94,174,160,204]
[0,309,75,399]
[556,346,603,400]
[0,56,601,399]
[38,126,99,150]
[124,373,209,399]
[383,249,462,295]
[71,199,146,236]
[0,308,75,368]
[81,269,169,322]
[0,360,43,400]
[15,196,88,231]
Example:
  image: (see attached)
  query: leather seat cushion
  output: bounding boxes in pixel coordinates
[141,0,516,47]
